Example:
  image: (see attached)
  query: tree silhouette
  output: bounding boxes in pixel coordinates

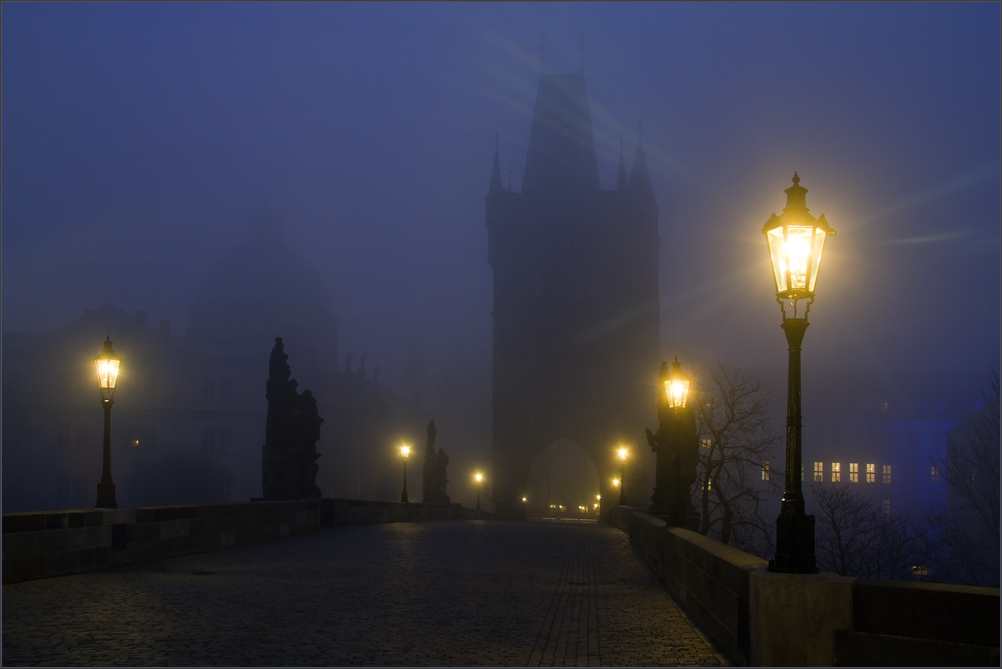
[692,363,782,558]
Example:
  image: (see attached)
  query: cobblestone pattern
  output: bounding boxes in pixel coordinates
[2,520,728,667]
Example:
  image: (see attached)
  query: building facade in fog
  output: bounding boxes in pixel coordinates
[486,73,661,518]
[2,205,413,512]
[796,370,987,521]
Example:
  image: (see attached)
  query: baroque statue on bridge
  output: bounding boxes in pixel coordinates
[261,337,323,500]
[422,419,450,503]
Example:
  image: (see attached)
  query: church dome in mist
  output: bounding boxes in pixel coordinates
[188,203,337,369]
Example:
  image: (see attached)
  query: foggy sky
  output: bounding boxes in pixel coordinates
[3,2,999,388]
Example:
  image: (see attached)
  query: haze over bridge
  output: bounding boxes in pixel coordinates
[2,519,727,667]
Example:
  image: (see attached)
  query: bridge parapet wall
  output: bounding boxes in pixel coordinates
[2,500,319,584]
[612,505,1000,666]
[3,500,483,584]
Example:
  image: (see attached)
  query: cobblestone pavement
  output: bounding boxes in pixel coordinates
[3,520,728,667]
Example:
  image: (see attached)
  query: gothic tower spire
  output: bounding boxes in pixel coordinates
[628,121,657,208]
[488,132,502,196]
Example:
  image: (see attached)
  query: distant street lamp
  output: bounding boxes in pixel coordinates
[399,444,411,503]
[762,172,834,574]
[93,336,121,508]
[474,472,484,511]
[665,358,692,527]
[617,447,628,506]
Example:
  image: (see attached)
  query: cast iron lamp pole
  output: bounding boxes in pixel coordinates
[665,358,691,527]
[762,173,835,574]
[617,447,628,506]
[94,336,121,508]
[475,472,483,511]
[400,444,410,503]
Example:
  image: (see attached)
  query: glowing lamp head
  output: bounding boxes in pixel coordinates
[762,173,835,306]
[617,447,628,461]
[93,336,121,401]
[613,478,621,487]
[522,496,527,502]
[663,357,690,409]
[596,494,601,500]
[475,473,483,483]
[400,444,411,459]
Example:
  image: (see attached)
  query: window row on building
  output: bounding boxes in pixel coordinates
[807,461,941,485]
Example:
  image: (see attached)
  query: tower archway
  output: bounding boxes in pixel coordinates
[526,438,601,519]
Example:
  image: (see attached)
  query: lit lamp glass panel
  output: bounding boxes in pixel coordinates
[93,337,121,402]
[400,445,411,459]
[666,377,689,408]
[665,357,690,408]
[765,225,829,299]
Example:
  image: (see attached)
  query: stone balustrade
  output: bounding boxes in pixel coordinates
[2,499,483,584]
[612,505,1000,667]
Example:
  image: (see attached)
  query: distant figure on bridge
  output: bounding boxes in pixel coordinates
[422,419,450,503]
[261,337,323,500]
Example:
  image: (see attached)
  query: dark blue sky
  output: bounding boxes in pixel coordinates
[3,2,999,383]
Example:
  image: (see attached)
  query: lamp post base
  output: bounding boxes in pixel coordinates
[400,492,409,503]
[769,508,818,573]
[95,481,117,509]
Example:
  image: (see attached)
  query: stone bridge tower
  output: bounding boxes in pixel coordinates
[485,73,660,519]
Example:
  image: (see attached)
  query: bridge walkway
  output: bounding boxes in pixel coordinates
[2,520,728,667]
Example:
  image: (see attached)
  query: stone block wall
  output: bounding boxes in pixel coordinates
[3,500,319,584]
[612,505,1000,667]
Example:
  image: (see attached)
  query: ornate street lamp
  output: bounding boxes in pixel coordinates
[399,444,411,503]
[474,472,484,511]
[616,447,628,506]
[93,336,121,508]
[763,173,835,574]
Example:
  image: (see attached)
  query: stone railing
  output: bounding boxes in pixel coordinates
[3,500,319,584]
[3,499,486,585]
[612,506,1000,667]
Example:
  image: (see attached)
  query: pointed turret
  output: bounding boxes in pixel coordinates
[488,132,503,196]
[616,138,628,192]
[521,74,601,198]
[628,123,657,208]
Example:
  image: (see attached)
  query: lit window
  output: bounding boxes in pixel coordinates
[882,465,892,484]
[882,499,891,518]
[761,461,771,481]
[813,461,824,482]
[849,463,859,483]
[911,565,929,577]
[703,478,711,491]
[831,462,841,483]
[866,463,875,483]
[700,438,712,450]
[931,465,941,484]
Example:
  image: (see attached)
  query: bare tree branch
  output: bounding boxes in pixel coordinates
[692,363,782,557]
